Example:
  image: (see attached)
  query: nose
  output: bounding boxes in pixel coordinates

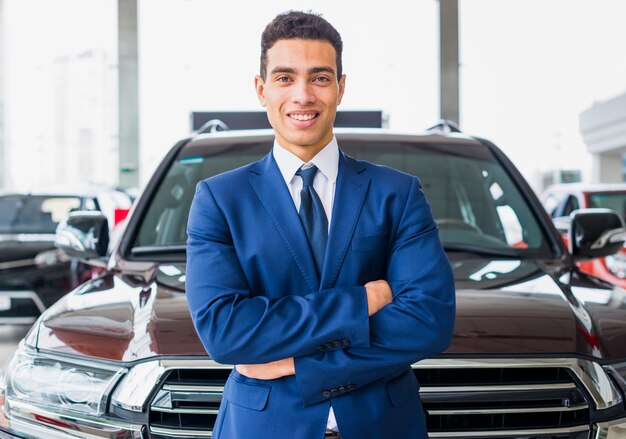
[291,80,316,106]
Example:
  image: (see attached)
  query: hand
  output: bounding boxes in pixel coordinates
[235,357,295,380]
[364,279,393,316]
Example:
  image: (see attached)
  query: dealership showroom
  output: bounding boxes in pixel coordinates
[2,1,626,438]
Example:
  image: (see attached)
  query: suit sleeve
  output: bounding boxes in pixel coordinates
[186,180,370,365]
[293,176,456,405]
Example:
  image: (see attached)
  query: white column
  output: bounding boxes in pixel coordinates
[118,0,139,188]
[439,0,460,126]
[592,152,623,183]
[0,0,5,190]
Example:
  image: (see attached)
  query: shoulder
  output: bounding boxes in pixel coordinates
[342,153,420,188]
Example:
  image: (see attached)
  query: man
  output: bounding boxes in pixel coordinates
[186,10,455,439]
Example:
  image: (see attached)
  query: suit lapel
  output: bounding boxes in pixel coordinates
[320,152,370,290]
[249,153,321,292]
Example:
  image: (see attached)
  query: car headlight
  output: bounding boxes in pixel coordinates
[5,347,125,416]
[605,253,626,278]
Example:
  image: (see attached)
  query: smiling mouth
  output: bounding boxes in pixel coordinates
[288,113,319,121]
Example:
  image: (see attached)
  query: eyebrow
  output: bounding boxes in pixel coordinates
[270,66,336,76]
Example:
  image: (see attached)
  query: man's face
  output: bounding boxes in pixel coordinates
[255,39,346,161]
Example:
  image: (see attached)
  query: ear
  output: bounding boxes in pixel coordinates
[337,74,346,106]
[254,75,266,107]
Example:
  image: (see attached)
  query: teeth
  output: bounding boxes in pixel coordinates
[290,114,316,121]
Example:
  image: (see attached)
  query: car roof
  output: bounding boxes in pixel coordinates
[185,127,482,149]
[544,183,626,194]
[0,186,128,198]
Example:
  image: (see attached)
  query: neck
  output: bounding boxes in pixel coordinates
[276,134,333,163]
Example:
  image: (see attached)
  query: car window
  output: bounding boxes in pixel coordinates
[0,195,82,234]
[589,192,626,219]
[562,195,580,217]
[541,192,565,218]
[131,139,551,258]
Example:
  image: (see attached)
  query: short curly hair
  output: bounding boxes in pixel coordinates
[260,11,343,81]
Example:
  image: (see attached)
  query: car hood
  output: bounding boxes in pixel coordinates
[33,259,626,362]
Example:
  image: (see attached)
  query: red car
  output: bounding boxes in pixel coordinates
[541,183,626,286]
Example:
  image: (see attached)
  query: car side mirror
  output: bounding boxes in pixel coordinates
[55,211,110,264]
[556,209,626,261]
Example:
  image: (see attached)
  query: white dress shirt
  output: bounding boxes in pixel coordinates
[272,136,340,432]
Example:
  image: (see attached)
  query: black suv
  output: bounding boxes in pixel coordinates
[0,190,130,325]
[1,125,626,439]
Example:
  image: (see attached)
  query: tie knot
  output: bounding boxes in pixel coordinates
[296,165,318,187]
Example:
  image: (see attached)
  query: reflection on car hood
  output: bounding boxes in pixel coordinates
[34,260,626,362]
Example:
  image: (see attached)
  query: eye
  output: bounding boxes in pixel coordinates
[276,76,291,83]
[314,76,331,83]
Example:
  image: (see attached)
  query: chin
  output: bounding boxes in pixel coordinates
[285,134,322,148]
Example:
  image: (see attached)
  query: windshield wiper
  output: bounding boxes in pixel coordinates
[130,245,186,256]
[443,243,519,258]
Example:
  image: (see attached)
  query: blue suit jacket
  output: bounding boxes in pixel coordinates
[186,150,455,439]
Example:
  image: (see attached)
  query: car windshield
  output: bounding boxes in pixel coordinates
[131,138,551,258]
[589,192,626,219]
[0,195,82,234]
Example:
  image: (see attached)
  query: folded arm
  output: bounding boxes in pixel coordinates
[235,280,392,379]
[292,177,456,404]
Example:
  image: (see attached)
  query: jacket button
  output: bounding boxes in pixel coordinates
[316,345,325,352]
[341,338,350,346]
[347,384,356,390]
[322,390,331,398]
[333,340,342,348]
[330,388,338,396]
[338,386,346,393]
[325,342,334,350]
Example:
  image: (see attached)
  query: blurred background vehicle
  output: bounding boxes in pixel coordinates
[0,187,132,325]
[541,183,626,288]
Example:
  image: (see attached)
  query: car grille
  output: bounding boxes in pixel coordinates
[148,366,591,439]
[417,366,590,438]
[149,369,230,439]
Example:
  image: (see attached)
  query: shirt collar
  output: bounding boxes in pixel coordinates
[272,137,339,186]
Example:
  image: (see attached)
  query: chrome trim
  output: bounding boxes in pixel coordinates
[428,425,589,438]
[0,291,46,313]
[151,406,219,415]
[5,399,143,438]
[605,361,626,391]
[111,360,166,412]
[415,357,622,410]
[19,345,127,373]
[112,357,621,414]
[158,359,227,369]
[162,384,224,393]
[428,403,588,415]
[594,417,626,438]
[150,426,212,437]
[420,382,575,393]
[112,359,229,412]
